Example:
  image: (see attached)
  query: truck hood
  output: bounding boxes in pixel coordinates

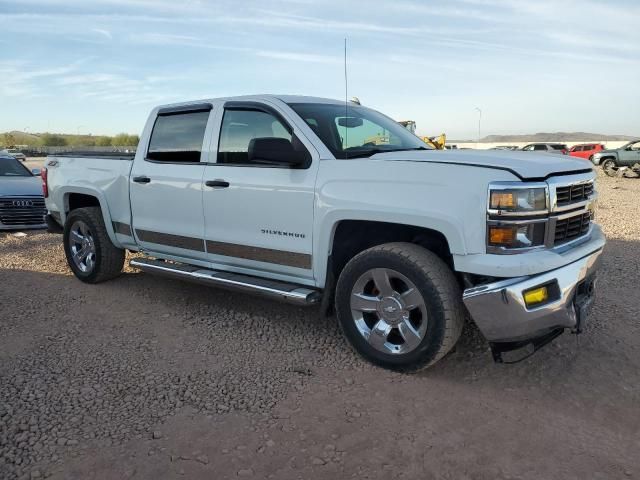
[371,150,593,180]
[0,176,43,197]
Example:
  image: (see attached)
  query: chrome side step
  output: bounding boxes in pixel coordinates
[129,258,321,306]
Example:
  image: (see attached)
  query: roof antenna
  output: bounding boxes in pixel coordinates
[344,37,348,159]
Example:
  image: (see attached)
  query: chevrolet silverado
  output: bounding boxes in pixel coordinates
[43,95,604,370]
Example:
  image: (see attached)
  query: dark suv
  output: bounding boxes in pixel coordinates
[521,143,568,155]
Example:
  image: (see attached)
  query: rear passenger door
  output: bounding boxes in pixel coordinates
[130,104,213,262]
[201,101,318,282]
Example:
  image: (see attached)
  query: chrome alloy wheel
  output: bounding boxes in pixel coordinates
[68,220,96,273]
[350,268,428,355]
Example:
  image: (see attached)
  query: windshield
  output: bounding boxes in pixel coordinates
[288,102,431,159]
[0,157,31,177]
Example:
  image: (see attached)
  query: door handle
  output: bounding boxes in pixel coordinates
[205,179,230,188]
[132,176,151,184]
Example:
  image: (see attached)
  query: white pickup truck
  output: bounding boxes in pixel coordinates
[43,95,605,370]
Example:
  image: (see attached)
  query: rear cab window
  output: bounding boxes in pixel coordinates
[147,107,211,163]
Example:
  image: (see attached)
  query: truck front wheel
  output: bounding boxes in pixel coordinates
[602,158,619,177]
[63,207,125,284]
[335,242,464,371]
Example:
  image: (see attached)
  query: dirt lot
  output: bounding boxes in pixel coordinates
[1,170,639,480]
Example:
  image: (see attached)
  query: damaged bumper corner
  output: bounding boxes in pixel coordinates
[462,247,603,345]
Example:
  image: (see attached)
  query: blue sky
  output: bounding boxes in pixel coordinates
[1,0,639,138]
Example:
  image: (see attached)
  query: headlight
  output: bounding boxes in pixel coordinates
[487,221,546,249]
[489,188,547,213]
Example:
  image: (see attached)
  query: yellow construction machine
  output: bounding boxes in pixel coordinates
[398,120,446,150]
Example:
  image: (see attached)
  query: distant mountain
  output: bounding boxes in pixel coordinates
[478,132,637,143]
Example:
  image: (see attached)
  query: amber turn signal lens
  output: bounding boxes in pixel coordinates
[523,286,549,308]
[490,191,515,209]
[488,226,515,245]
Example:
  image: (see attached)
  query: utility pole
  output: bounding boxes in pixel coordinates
[475,107,482,149]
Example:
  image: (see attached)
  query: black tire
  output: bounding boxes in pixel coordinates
[63,207,125,284]
[335,242,464,372]
[602,158,618,177]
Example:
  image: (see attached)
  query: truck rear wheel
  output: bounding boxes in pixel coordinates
[335,242,464,371]
[63,207,125,284]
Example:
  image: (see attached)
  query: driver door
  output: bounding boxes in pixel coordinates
[201,101,319,282]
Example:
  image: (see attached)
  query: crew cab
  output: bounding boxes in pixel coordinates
[43,95,605,370]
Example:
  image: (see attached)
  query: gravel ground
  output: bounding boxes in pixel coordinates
[1,170,639,480]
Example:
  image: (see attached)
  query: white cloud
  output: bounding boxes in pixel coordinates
[255,50,340,64]
[92,28,112,40]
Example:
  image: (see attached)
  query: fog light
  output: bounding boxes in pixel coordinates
[523,286,549,308]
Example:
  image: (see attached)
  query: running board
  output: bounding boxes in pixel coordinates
[129,258,321,306]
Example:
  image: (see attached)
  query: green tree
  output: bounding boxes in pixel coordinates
[2,132,16,147]
[41,133,68,147]
[112,133,139,146]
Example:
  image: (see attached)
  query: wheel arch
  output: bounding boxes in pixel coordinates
[329,220,454,279]
[59,187,121,248]
[317,218,460,315]
[600,155,618,165]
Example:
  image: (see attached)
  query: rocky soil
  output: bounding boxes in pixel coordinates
[1,170,639,480]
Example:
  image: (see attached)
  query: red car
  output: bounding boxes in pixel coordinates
[568,143,604,161]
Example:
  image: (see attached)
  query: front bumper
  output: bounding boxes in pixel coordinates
[462,247,603,342]
[0,220,47,230]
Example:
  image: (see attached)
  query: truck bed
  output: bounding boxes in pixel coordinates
[45,154,135,231]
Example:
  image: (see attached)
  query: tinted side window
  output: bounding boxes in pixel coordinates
[533,144,547,151]
[147,111,209,163]
[218,109,292,165]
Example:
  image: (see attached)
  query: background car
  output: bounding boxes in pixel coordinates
[490,146,519,151]
[1,148,27,162]
[592,139,640,174]
[520,143,568,154]
[0,154,47,230]
[568,143,604,161]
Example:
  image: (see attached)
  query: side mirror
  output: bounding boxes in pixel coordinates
[248,137,308,167]
[31,168,41,176]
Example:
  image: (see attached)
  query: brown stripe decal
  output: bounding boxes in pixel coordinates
[112,221,132,236]
[136,229,205,252]
[206,240,311,269]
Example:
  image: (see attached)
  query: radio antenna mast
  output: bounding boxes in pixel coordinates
[344,38,348,159]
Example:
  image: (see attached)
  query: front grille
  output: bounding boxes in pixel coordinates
[0,196,46,226]
[556,181,594,206]
[554,212,591,245]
